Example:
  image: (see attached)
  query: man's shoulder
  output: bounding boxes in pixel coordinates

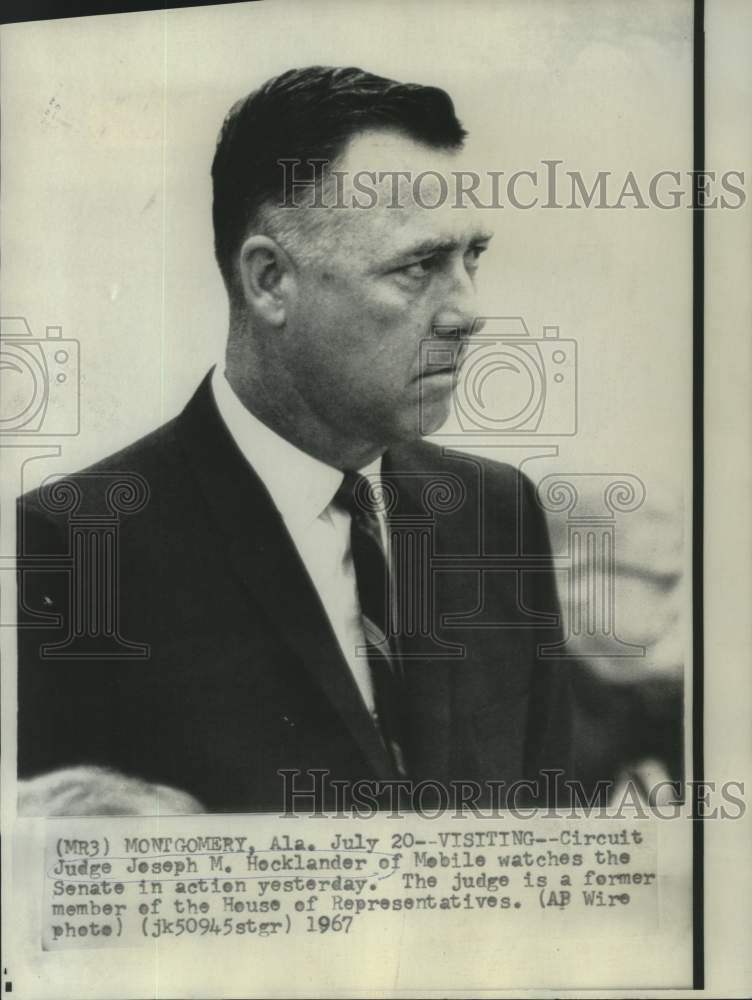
[18,372,222,518]
[82,415,183,479]
[18,414,184,524]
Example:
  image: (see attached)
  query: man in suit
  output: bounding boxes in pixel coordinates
[17,66,674,814]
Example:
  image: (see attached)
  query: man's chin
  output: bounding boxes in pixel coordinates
[385,395,453,446]
[417,386,455,436]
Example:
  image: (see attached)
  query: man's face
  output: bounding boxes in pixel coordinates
[280,129,493,453]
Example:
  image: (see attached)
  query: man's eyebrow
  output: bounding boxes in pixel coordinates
[379,230,493,268]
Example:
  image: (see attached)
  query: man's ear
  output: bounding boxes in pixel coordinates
[236,235,293,325]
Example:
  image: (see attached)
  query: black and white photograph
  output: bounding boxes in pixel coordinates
[1,1,750,997]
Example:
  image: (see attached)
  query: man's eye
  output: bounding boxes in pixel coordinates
[465,245,488,270]
[399,256,437,279]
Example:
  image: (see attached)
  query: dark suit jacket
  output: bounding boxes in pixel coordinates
[17,372,582,812]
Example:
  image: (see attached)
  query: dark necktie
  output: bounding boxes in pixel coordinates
[333,470,407,776]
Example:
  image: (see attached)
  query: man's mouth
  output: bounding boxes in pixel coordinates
[415,358,464,379]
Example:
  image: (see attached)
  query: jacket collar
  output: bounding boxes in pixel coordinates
[174,371,397,779]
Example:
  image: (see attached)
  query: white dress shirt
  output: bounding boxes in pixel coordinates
[211,366,382,712]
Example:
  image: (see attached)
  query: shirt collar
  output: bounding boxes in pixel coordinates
[211,366,382,529]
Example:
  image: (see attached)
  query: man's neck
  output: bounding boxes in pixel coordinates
[222,363,386,473]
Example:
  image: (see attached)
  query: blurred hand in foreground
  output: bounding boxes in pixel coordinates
[18,766,204,816]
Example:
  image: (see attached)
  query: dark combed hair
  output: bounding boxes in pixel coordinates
[211,65,467,288]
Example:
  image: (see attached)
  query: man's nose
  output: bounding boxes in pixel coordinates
[433,270,485,340]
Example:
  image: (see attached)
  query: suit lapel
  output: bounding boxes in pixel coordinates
[174,373,395,779]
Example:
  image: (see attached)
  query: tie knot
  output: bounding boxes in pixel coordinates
[334,470,387,526]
